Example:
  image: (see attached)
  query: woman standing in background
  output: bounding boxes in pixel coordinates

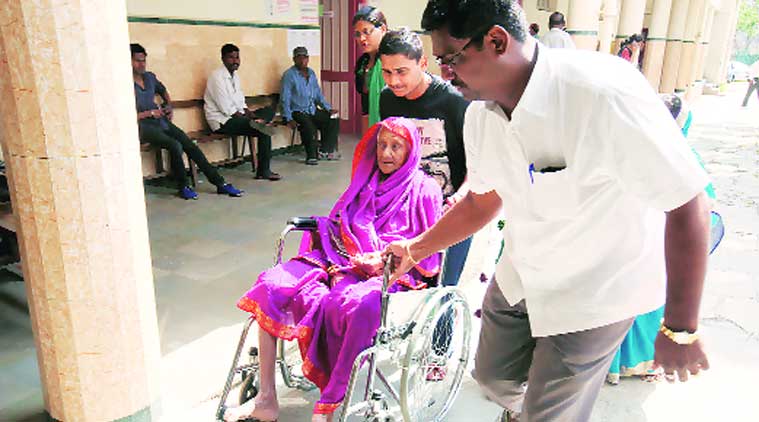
[353,6,387,133]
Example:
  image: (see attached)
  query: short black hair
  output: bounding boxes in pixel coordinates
[378,28,424,61]
[353,5,387,27]
[548,11,565,28]
[221,43,239,57]
[421,0,527,45]
[130,43,146,56]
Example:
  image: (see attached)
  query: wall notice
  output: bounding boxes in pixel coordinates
[299,0,319,24]
[287,29,321,57]
[265,0,291,17]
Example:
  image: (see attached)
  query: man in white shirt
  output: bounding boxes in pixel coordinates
[204,44,281,181]
[386,1,711,421]
[539,11,575,49]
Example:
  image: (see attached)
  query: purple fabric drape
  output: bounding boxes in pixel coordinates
[237,117,442,414]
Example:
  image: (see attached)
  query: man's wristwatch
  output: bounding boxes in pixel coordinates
[660,324,699,345]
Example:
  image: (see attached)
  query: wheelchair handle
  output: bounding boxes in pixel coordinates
[286,217,318,230]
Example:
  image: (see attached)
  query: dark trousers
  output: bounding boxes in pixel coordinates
[218,116,273,178]
[292,109,339,160]
[139,121,225,189]
[742,77,759,106]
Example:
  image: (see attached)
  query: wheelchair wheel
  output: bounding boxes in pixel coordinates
[238,369,259,405]
[399,288,472,422]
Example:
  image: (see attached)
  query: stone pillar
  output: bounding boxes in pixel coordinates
[704,0,739,85]
[642,0,674,90]
[694,5,715,80]
[676,0,704,91]
[613,0,648,53]
[660,0,690,92]
[567,0,604,50]
[599,0,621,54]
[0,1,161,421]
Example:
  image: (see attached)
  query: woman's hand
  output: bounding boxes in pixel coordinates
[350,251,384,276]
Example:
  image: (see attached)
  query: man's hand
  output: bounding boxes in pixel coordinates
[329,109,339,117]
[382,240,418,283]
[653,333,710,382]
[162,105,173,121]
[287,120,298,129]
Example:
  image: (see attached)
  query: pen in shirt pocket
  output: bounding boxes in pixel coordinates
[529,163,567,184]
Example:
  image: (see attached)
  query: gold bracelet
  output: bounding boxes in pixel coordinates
[404,243,419,266]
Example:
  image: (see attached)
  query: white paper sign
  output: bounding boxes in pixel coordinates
[287,29,321,57]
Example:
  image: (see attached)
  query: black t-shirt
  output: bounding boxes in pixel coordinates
[380,74,469,197]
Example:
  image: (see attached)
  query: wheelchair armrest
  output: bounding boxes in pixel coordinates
[287,217,318,231]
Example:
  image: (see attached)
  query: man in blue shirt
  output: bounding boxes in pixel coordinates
[131,44,242,200]
[280,46,339,165]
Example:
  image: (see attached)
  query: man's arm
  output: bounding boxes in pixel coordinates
[654,191,711,382]
[280,71,294,122]
[155,77,174,120]
[385,189,502,280]
[663,191,710,331]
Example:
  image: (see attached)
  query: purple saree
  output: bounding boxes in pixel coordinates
[237,117,443,414]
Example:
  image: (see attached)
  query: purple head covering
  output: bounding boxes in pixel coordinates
[302,117,442,278]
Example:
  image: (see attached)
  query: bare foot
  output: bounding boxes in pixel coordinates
[311,413,334,422]
[223,397,279,422]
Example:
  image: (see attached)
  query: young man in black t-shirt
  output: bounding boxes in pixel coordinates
[379,28,471,286]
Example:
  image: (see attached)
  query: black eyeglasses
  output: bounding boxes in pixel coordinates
[434,27,491,69]
[354,26,376,39]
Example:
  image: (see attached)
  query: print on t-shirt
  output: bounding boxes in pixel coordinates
[411,118,453,197]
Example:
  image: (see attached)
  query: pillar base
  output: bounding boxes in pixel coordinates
[46,402,159,422]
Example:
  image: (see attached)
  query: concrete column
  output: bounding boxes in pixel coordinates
[695,5,716,80]
[0,1,161,421]
[660,0,691,92]
[642,0,674,90]
[599,0,621,53]
[613,0,648,52]
[704,0,739,85]
[676,0,704,91]
[567,0,604,50]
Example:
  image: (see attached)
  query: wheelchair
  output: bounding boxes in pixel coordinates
[216,217,473,422]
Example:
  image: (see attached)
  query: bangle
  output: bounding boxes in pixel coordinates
[404,243,419,266]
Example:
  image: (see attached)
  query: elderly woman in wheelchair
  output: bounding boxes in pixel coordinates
[223,117,457,422]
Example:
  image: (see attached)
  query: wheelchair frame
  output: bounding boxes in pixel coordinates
[216,218,472,422]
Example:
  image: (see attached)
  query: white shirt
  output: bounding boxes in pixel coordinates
[464,46,709,337]
[204,66,247,131]
[540,27,576,49]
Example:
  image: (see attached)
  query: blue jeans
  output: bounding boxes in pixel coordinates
[441,236,473,286]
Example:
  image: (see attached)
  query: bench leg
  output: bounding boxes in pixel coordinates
[231,136,240,160]
[247,136,256,173]
[188,157,198,188]
[154,149,165,174]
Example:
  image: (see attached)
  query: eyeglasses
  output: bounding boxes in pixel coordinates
[434,27,490,69]
[354,26,376,39]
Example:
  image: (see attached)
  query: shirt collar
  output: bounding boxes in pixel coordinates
[510,43,551,124]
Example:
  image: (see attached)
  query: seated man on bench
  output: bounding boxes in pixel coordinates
[281,46,340,165]
[204,43,281,181]
[131,43,243,200]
